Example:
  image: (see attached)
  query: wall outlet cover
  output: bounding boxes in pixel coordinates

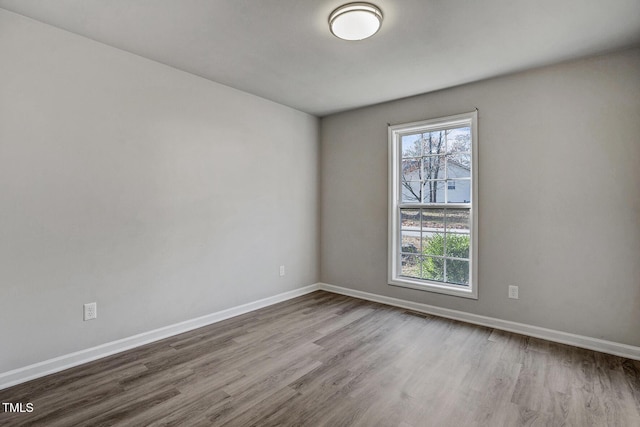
[84,302,97,321]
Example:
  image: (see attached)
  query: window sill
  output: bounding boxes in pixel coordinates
[388,277,477,299]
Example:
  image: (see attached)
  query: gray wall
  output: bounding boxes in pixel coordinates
[320,48,640,346]
[0,10,319,373]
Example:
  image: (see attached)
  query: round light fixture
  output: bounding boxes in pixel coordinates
[329,2,383,41]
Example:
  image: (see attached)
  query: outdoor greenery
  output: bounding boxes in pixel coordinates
[422,234,470,285]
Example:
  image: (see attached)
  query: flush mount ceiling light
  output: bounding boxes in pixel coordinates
[329,2,383,41]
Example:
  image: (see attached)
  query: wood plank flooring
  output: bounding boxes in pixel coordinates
[1,291,639,426]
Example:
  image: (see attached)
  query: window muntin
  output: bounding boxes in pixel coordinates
[389,112,477,299]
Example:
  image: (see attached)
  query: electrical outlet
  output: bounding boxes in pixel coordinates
[279,265,285,276]
[84,302,97,321]
[508,286,519,300]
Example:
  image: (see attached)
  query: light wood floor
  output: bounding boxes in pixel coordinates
[1,291,639,426]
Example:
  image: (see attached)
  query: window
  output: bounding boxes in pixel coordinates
[388,111,478,298]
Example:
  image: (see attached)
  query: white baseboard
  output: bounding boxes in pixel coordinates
[0,284,320,391]
[318,283,640,361]
[3,281,638,391]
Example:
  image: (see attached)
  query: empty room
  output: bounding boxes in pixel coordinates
[1,1,639,425]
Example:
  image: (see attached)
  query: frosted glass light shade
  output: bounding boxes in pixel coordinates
[329,3,383,41]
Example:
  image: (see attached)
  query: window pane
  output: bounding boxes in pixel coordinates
[402,159,421,180]
[421,209,445,256]
[422,156,445,180]
[422,208,445,229]
[401,181,422,202]
[422,232,444,256]
[445,233,470,259]
[446,180,470,203]
[401,254,421,279]
[447,126,471,153]
[401,230,421,254]
[401,134,422,157]
[446,209,470,232]
[400,209,420,229]
[423,180,445,203]
[446,259,469,285]
[447,154,470,178]
[422,256,445,282]
[423,131,447,154]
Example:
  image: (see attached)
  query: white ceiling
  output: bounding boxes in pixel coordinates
[1,0,639,116]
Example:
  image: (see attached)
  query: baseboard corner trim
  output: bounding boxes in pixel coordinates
[317,282,640,361]
[0,283,320,391]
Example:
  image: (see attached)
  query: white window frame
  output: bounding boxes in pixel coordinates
[388,111,478,299]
